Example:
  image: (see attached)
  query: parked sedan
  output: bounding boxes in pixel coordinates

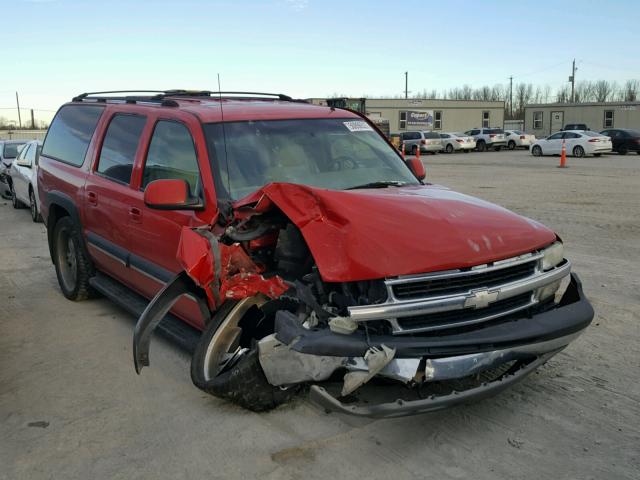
[9,140,42,221]
[531,131,612,158]
[505,130,535,150]
[600,128,640,155]
[439,132,476,153]
[0,139,27,199]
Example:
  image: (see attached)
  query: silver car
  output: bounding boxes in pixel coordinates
[9,140,42,222]
[0,140,27,199]
[439,132,476,153]
[401,131,443,155]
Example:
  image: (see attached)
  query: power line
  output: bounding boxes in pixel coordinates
[513,59,572,80]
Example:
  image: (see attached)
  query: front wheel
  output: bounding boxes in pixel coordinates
[532,145,543,157]
[29,188,41,223]
[573,145,585,158]
[53,217,93,301]
[476,141,487,152]
[508,140,516,150]
[618,146,628,155]
[191,297,297,412]
[445,143,454,153]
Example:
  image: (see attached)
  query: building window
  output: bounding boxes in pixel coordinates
[533,111,543,130]
[482,111,490,128]
[604,110,614,128]
[399,111,407,130]
[434,111,442,130]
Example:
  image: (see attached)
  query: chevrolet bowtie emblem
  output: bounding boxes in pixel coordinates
[464,289,499,309]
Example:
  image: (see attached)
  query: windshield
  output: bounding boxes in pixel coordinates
[204,118,418,199]
[3,142,26,159]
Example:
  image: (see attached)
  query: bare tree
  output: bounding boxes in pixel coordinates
[491,84,504,102]
[594,80,614,102]
[514,83,533,117]
[574,81,594,103]
[621,79,639,101]
[556,85,571,103]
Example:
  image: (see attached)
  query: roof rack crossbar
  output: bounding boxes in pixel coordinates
[72,90,301,105]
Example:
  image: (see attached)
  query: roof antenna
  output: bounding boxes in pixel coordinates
[217,74,231,200]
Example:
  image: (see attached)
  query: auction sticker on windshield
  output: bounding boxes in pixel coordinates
[343,121,373,132]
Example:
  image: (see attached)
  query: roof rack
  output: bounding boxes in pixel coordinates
[72,90,301,107]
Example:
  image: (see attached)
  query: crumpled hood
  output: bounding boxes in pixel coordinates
[236,183,557,282]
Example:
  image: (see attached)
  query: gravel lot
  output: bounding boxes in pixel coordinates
[1,149,639,480]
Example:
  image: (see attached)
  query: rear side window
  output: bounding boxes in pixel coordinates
[97,114,146,184]
[423,132,440,139]
[487,128,504,134]
[142,121,200,194]
[42,105,104,166]
[3,143,26,159]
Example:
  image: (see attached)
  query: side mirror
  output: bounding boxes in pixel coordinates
[405,157,426,181]
[144,179,202,210]
[16,160,31,168]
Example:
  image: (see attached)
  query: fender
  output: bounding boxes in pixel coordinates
[45,190,90,265]
[133,271,210,374]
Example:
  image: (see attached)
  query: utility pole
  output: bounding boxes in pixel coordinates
[404,71,408,99]
[15,92,22,128]
[509,76,513,119]
[31,109,35,129]
[569,59,576,103]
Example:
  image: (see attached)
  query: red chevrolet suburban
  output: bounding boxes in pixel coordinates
[38,90,593,417]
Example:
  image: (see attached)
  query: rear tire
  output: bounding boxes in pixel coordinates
[532,145,542,157]
[191,298,297,412]
[618,146,628,155]
[445,143,454,153]
[53,217,93,301]
[573,145,585,158]
[11,186,22,209]
[508,140,516,150]
[476,141,487,152]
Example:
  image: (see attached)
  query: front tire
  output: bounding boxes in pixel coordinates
[476,141,487,152]
[573,145,585,158]
[618,146,628,155]
[53,217,93,301]
[508,140,516,150]
[29,188,41,223]
[191,297,297,412]
[445,143,454,153]
[532,145,543,157]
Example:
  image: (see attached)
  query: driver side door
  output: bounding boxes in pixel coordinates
[545,132,565,155]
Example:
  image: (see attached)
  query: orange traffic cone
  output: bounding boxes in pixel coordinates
[559,139,567,168]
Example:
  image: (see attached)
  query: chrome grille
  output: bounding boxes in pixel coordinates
[392,261,536,300]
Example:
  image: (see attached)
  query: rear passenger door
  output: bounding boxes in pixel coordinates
[126,116,212,330]
[84,112,147,284]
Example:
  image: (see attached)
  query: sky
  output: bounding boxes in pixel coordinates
[1,0,639,124]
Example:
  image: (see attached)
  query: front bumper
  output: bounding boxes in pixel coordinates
[275,274,593,417]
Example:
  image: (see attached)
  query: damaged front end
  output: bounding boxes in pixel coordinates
[133,183,594,418]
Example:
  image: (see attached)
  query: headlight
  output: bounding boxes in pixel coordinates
[542,241,564,271]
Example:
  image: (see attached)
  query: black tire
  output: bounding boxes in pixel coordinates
[573,145,585,158]
[532,145,543,157]
[191,298,297,412]
[618,146,628,155]
[508,140,516,150]
[29,188,41,223]
[52,216,93,301]
[476,141,487,152]
[10,185,22,209]
[445,143,454,153]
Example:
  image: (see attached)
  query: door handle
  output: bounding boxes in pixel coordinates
[129,207,142,223]
[87,191,98,206]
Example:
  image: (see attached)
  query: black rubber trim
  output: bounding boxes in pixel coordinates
[86,231,129,264]
[275,273,593,358]
[309,352,555,418]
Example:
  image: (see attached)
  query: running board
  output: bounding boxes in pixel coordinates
[89,272,201,353]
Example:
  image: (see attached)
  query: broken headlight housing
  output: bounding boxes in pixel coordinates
[538,241,569,303]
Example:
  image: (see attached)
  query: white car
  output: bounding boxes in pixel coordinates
[439,132,476,153]
[9,140,42,222]
[505,130,536,150]
[530,131,612,158]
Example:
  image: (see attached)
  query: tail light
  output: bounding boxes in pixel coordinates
[420,139,426,145]
[520,135,526,139]
[456,139,463,143]
[489,134,496,138]
[588,139,599,143]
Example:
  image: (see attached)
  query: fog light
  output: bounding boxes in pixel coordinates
[537,274,571,304]
[542,242,564,271]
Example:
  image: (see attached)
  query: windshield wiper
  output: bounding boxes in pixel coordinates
[347,181,408,190]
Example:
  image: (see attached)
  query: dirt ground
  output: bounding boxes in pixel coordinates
[1,149,639,480]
